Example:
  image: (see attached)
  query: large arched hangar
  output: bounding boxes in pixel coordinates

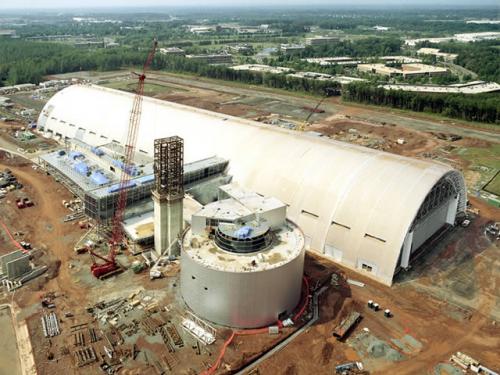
[38,84,467,286]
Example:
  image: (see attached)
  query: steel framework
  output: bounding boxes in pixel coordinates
[153,136,184,200]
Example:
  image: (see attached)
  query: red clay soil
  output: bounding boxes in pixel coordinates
[0,155,86,309]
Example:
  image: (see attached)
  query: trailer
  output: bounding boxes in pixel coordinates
[333,311,361,340]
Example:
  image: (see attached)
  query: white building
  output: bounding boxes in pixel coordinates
[382,81,500,94]
[38,85,466,286]
[280,44,306,54]
[159,47,186,56]
[358,63,448,78]
[303,57,361,66]
[417,48,458,62]
[305,36,339,46]
[231,64,292,74]
[373,26,390,31]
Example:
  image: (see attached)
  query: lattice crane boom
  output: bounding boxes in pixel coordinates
[90,38,158,278]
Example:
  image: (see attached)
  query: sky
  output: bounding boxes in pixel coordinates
[0,0,498,10]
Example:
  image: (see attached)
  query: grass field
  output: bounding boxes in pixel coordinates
[102,80,180,96]
[483,171,500,196]
[457,144,500,169]
[456,144,500,195]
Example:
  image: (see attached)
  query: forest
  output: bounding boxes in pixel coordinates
[0,40,145,85]
[343,82,499,124]
[0,39,338,95]
[436,40,500,83]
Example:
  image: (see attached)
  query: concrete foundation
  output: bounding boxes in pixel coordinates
[0,251,31,280]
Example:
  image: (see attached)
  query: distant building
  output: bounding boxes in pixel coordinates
[358,63,448,78]
[186,53,233,65]
[288,71,335,81]
[228,44,253,54]
[380,56,422,64]
[465,19,500,24]
[189,26,215,34]
[0,30,16,38]
[305,36,339,46]
[417,48,458,62]
[382,81,500,94]
[280,44,306,55]
[74,40,105,48]
[373,26,390,31]
[358,64,403,77]
[401,63,448,78]
[231,64,292,74]
[404,37,454,47]
[453,32,500,42]
[159,47,186,56]
[303,57,361,66]
[236,24,276,34]
[405,32,500,46]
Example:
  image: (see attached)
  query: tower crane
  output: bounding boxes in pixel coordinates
[89,38,158,278]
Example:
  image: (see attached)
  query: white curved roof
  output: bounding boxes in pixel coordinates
[39,84,466,285]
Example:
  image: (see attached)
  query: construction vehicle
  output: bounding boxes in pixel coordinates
[297,86,337,132]
[16,198,26,209]
[23,197,34,207]
[88,38,158,279]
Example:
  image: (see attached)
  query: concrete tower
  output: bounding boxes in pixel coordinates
[153,136,184,257]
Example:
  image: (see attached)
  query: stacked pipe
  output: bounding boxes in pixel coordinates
[41,312,60,338]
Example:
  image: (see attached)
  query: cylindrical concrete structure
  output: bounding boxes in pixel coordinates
[180,220,305,328]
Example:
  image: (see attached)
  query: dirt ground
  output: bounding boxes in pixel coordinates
[255,242,500,375]
[0,153,83,307]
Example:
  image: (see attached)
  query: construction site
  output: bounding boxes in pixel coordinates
[0,40,498,375]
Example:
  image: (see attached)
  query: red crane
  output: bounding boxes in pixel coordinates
[89,39,158,278]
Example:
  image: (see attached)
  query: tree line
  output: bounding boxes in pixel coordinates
[0,40,338,96]
[153,54,339,95]
[0,40,146,85]
[277,37,403,60]
[436,40,500,83]
[343,82,499,124]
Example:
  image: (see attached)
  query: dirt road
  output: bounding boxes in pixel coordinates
[147,73,500,143]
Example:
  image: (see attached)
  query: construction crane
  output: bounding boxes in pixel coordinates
[297,86,338,131]
[89,38,158,279]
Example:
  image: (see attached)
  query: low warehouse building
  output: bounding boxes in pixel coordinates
[38,84,466,286]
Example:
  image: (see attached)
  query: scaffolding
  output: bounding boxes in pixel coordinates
[154,136,184,200]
